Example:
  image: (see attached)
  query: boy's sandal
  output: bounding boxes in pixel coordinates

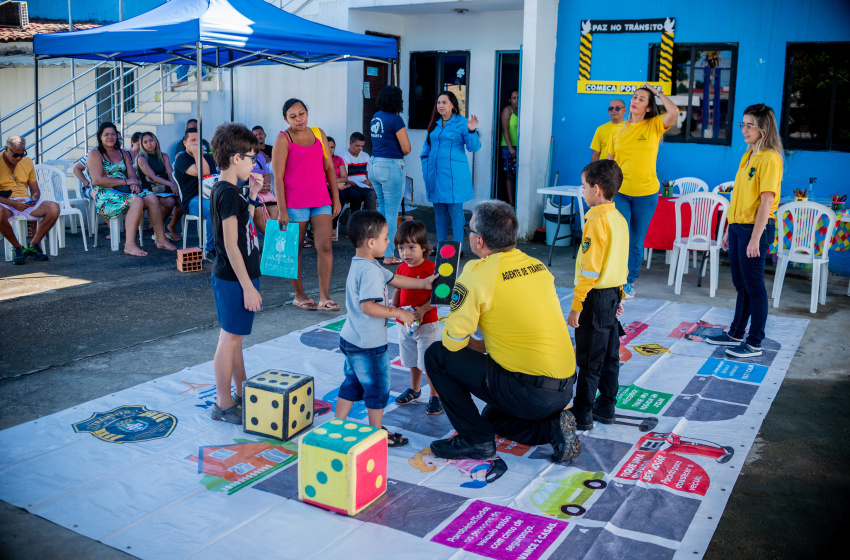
[426,396,443,415]
[395,388,421,405]
[382,427,409,448]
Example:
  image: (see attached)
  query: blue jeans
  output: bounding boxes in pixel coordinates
[728,222,775,347]
[371,157,405,258]
[338,338,390,410]
[614,193,658,283]
[434,202,465,248]
[186,196,214,252]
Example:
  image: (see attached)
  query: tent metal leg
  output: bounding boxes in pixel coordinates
[196,41,204,259]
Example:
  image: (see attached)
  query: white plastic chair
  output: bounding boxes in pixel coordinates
[667,192,729,297]
[772,201,837,313]
[43,159,88,234]
[672,177,710,195]
[34,164,88,253]
[176,177,204,255]
[712,181,735,194]
[3,216,48,261]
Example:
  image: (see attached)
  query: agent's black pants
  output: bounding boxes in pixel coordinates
[425,342,574,445]
[572,287,622,419]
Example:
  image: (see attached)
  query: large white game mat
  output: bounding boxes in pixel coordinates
[0,296,807,560]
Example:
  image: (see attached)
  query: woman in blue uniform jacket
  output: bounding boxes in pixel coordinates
[421,90,481,249]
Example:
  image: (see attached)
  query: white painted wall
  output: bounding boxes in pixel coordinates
[516,0,558,237]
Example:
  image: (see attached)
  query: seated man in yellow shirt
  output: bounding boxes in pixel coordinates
[425,200,581,468]
[0,136,60,265]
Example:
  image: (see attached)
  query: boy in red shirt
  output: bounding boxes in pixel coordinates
[392,220,443,414]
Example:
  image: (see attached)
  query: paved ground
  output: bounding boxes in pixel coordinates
[1,209,848,559]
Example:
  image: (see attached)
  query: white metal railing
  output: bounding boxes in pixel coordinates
[0,60,216,162]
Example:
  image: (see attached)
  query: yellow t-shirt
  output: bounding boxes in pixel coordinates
[442,248,575,379]
[590,121,616,160]
[728,150,783,224]
[607,115,668,197]
[572,203,629,312]
[0,157,36,198]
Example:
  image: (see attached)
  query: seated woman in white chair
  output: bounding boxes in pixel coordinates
[87,122,176,256]
[135,131,181,242]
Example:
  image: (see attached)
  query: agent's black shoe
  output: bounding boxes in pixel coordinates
[430,435,496,460]
[551,409,582,462]
[591,402,616,425]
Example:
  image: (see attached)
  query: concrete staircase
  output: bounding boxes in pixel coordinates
[121,79,227,156]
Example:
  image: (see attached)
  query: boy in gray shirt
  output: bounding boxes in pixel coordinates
[337,210,436,447]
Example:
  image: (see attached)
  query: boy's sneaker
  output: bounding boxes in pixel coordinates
[725,342,762,358]
[12,247,26,265]
[25,244,48,261]
[622,283,635,300]
[705,332,743,346]
[210,404,242,424]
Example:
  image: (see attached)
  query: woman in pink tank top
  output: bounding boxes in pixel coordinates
[272,98,341,312]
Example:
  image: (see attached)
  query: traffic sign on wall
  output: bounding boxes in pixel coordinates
[577,17,675,95]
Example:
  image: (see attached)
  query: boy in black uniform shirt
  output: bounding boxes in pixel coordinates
[208,123,264,424]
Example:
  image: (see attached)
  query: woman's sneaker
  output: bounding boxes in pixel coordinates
[726,342,762,358]
[705,332,743,346]
[623,283,635,300]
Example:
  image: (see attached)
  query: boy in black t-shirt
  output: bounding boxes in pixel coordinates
[208,123,263,424]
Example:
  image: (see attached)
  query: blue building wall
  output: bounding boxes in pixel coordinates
[28,0,166,23]
[552,0,850,199]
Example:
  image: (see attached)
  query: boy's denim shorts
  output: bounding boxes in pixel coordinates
[212,275,259,336]
[338,338,391,410]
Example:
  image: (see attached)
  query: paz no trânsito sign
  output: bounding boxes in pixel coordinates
[577,17,674,95]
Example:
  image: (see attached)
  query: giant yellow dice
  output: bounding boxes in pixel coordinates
[242,370,314,440]
[298,419,387,515]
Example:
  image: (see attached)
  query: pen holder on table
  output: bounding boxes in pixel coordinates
[795,196,808,202]
[662,185,674,197]
[831,201,845,212]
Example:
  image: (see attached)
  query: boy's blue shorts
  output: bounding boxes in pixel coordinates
[338,338,391,410]
[212,275,259,336]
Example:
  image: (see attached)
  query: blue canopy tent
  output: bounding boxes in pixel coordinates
[33,0,397,251]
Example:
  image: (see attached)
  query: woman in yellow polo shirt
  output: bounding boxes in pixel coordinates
[706,104,783,359]
[607,84,679,299]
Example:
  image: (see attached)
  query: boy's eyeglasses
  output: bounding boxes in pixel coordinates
[232,153,259,164]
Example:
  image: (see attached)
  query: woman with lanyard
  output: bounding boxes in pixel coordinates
[87,122,176,256]
[420,90,481,252]
[135,131,181,242]
[370,85,411,265]
[607,84,679,299]
[272,98,341,312]
[499,89,519,206]
[705,104,782,359]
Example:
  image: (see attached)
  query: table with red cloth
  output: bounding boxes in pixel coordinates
[643,194,722,251]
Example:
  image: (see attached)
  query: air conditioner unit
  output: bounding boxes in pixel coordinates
[0,1,29,28]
